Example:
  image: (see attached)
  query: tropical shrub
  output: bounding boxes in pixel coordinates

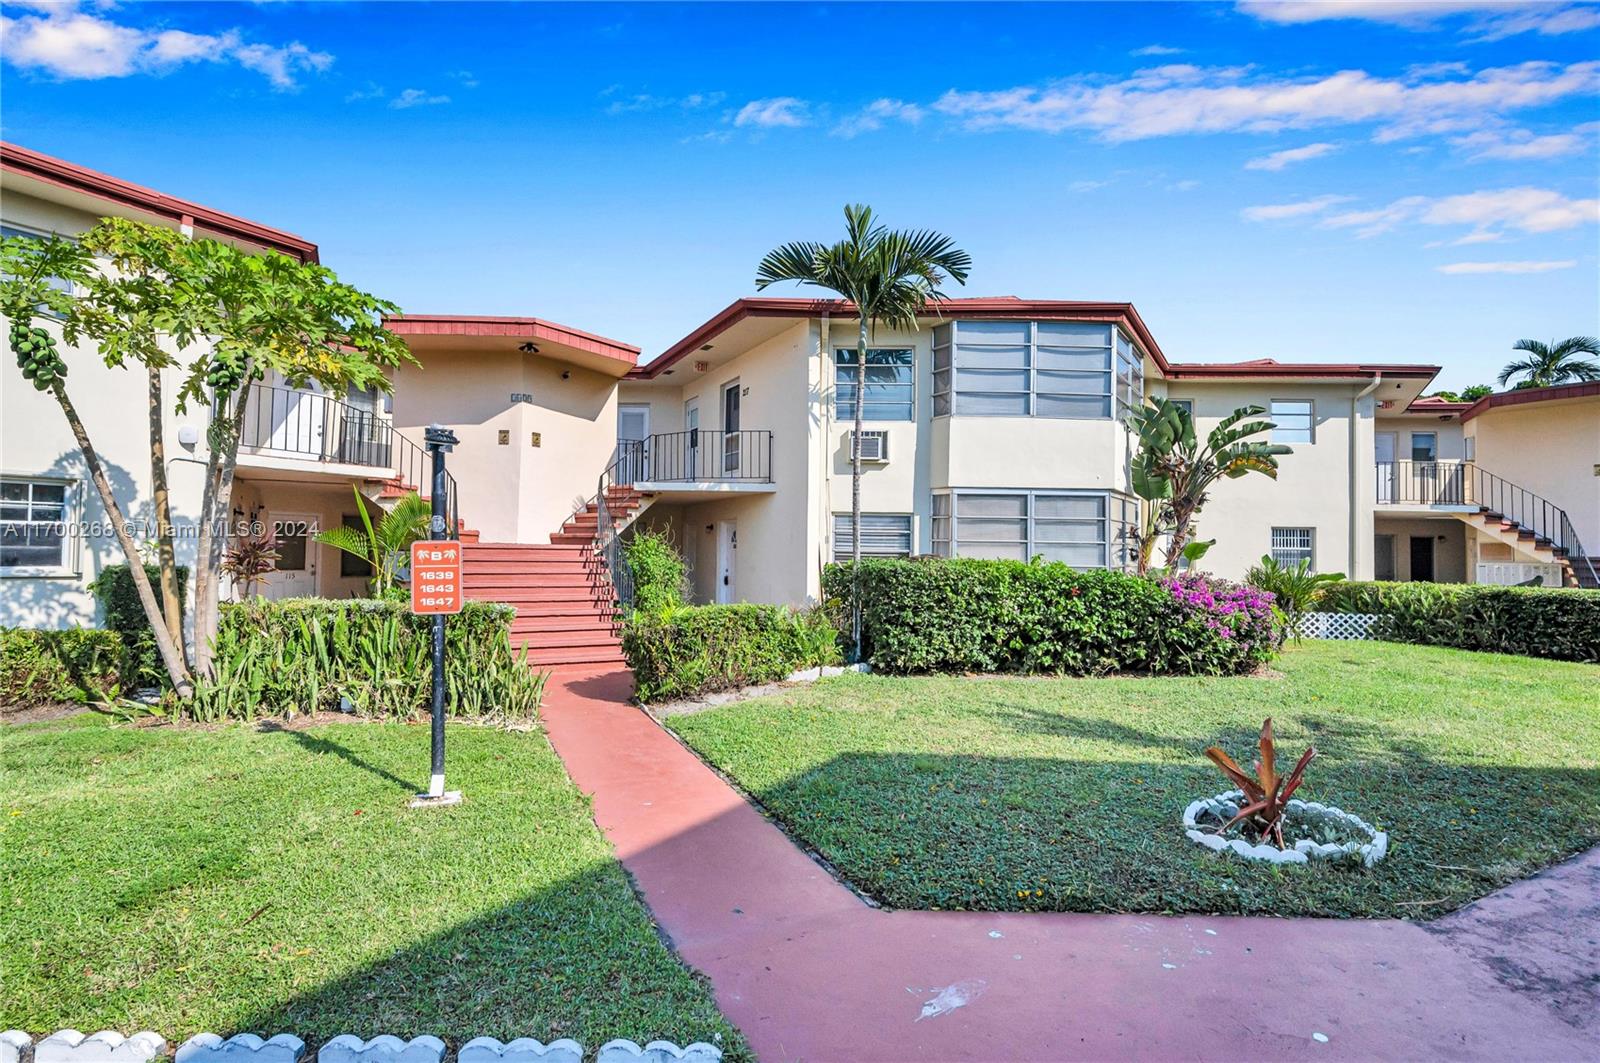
[189,598,545,721]
[0,628,126,706]
[1315,580,1600,662]
[625,530,689,615]
[825,558,1277,676]
[1246,554,1346,638]
[1203,718,1318,848]
[623,604,843,702]
[88,562,189,687]
[314,487,429,595]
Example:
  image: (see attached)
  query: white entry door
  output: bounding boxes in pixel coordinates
[1375,432,1397,503]
[715,520,737,604]
[261,512,316,600]
[721,380,742,476]
[684,398,700,480]
[263,371,326,457]
[618,403,650,483]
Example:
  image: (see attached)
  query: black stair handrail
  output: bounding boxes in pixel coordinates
[1375,459,1596,585]
[240,382,459,538]
[593,441,643,608]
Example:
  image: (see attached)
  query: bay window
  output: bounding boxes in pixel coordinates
[932,321,1144,419]
[931,489,1137,569]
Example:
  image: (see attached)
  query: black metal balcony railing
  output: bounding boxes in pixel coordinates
[239,383,458,536]
[614,429,774,484]
[1376,460,1595,584]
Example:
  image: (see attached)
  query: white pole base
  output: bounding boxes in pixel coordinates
[408,791,462,808]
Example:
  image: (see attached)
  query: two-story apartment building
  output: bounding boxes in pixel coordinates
[5,142,1594,670]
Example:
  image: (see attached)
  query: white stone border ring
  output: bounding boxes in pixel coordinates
[1182,789,1389,867]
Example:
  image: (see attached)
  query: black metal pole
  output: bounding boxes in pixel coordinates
[423,424,457,802]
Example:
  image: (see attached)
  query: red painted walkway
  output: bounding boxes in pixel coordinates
[541,669,1599,1062]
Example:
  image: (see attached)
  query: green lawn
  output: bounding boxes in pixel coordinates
[667,641,1600,919]
[0,715,746,1058]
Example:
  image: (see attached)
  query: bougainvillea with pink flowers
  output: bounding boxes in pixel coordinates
[1162,572,1280,673]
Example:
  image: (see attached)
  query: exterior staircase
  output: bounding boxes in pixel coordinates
[461,487,651,671]
[1466,506,1585,588]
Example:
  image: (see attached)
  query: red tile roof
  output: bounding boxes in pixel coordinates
[1,141,319,262]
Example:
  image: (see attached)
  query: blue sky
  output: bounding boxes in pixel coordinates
[3,1,1598,388]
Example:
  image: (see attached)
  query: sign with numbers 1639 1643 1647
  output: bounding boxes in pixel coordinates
[410,541,462,615]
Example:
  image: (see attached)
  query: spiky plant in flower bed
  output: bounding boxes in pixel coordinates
[1203,718,1317,850]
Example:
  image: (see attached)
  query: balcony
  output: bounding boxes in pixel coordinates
[1375,460,1472,507]
[614,429,774,491]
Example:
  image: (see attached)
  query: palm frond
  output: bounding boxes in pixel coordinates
[754,241,828,288]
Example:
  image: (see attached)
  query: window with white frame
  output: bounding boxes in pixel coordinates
[1,478,72,572]
[931,489,1136,569]
[1464,435,1476,461]
[1410,432,1437,462]
[835,348,913,421]
[931,321,1142,419]
[1270,527,1315,568]
[1270,400,1314,444]
[832,513,913,560]
[1167,398,1194,417]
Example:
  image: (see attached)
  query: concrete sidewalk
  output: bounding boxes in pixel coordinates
[541,668,1598,1062]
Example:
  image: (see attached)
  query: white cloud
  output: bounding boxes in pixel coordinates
[345,81,385,103]
[1236,1,1600,40]
[390,87,449,109]
[606,89,726,115]
[1452,123,1597,161]
[0,4,331,88]
[932,60,1598,143]
[1244,141,1340,170]
[1131,44,1185,56]
[1316,186,1599,238]
[733,96,811,128]
[1240,194,1354,221]
[1436,260,1578,274]
[833,97,925,138]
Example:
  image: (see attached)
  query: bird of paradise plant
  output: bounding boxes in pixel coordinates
[1203,718,1317,850]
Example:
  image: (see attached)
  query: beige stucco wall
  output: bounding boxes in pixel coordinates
[1375,415,1465,462]
[227,478,379,600]
[1162,381,1377,580]
[389,349,619,543]
[1465,395,1600,549]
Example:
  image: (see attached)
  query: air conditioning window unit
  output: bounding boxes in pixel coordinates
[853,430,889,462]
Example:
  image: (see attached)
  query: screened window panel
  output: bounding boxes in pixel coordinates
[933,345,951,372]
[1033,520,1102,543]
[955,320,1030,343]
[1270,527,1315,568]
[1037,322,1111,346]
[957,518,1029,543]
[1037,542,1105,566]
[1036,347,1109,372]
[1035,495,1103,520]
[933,323,953,348]
[953,344,1029,369]
[959,541,1029,561]
[1036,395,1109,418]
[956,494,1028,518]
[833,513,913,560]
[956,392,1030,415]
[933,393,952,416]
[932,369,951,395]
[955,367,1030,392]
[1271,401,1314,444]
[1036,370,1107,396]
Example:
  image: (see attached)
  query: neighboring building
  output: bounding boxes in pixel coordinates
[4,142,1595,671]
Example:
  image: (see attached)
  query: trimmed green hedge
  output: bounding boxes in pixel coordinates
[191,598,546,721]
[623,604,843,702]
[1,628,125,706]
[87,562,189,687]
[825,558,1278,676]
[1315,580,1600,662]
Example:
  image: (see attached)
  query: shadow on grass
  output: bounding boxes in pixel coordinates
[258,722,420,794]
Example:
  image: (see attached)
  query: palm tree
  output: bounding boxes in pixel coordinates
[1497,336,1600,389]
[756,205,970,653]
[314,486,431,595]
[1127,398,1293,572]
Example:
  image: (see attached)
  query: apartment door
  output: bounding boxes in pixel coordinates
[1375,431,1397,503]
[683,398,700,480]
[617,404,650,483]
[721,380,741,476]
[262,513,316,599]
[1409,536,1435,583]
[263,370,326,457]
[715,520,738,604]
[1375,534,1396,581]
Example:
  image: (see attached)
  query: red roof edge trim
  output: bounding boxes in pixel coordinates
[629,297,1173,380]
[1,141,319,263]
[1167,362,1440,380]
[386,314,640,366]
[1460,381,1600,423]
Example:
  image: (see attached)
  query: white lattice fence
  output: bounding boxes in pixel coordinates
[1298,612,1381,640]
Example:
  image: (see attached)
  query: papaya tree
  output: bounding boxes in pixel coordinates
[1126,397,1293,572]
